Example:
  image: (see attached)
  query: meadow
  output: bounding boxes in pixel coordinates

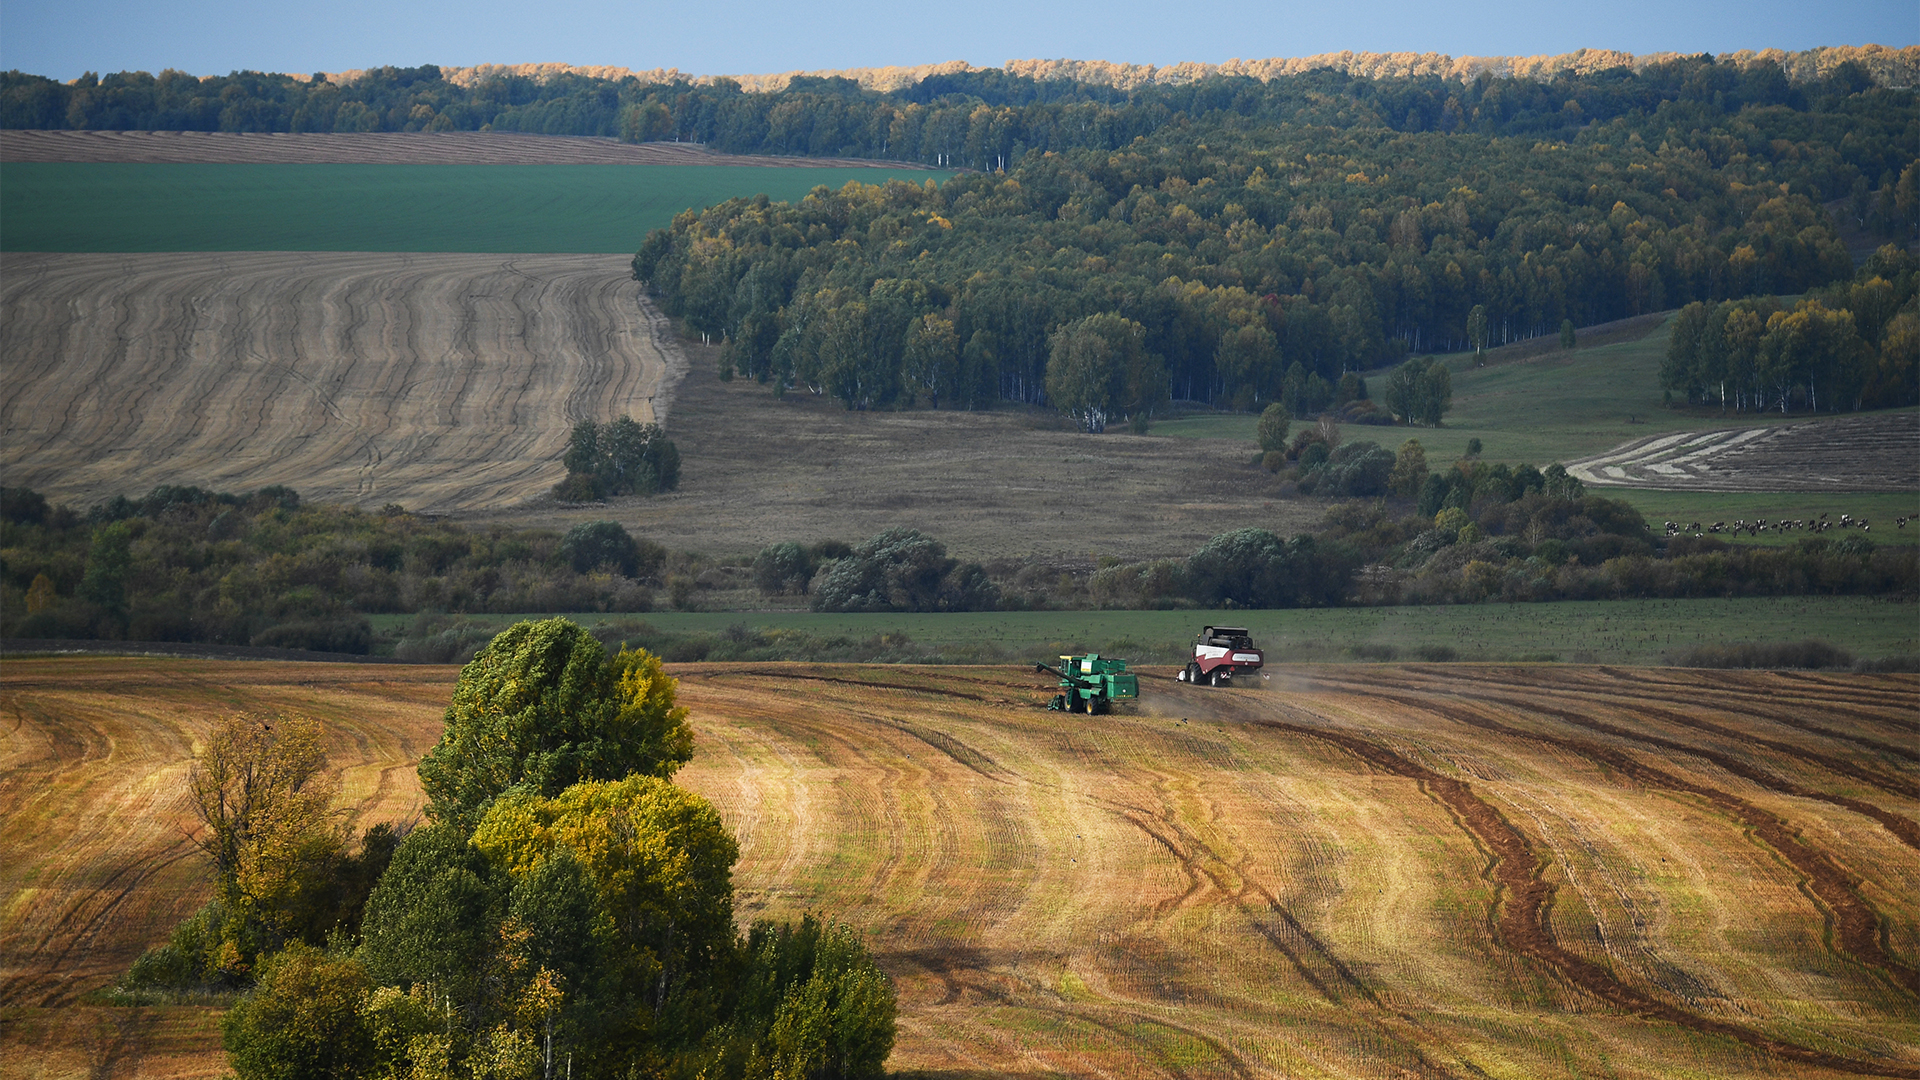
[0,162,946,253]
[3,655,1914,1078]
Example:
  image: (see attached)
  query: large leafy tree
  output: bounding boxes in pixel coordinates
[471,776,740,1034]
[1044,313,1162,432]
[418,620,693,830]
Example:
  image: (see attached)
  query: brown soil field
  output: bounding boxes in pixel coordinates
[0,252,680,512]
[470,339,1319,564]
[3,656,1915,1078]
[0,130,932,168]
[1566,412,1920,492]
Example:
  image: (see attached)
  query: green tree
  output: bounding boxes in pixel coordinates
[471,776,740,1025]
[1045,313,1159,432]
[1388,439,1428,498]
[418,620,693,829]
[902,313,960,409]
[358,823,508,1003]
[1255,402,1291,453]
[222,944,375,1080]
[1415,362,1453,426]
[1560,319,1577,350]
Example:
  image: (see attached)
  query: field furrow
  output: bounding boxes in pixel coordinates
[3,658,1916,1078]
[0,253,682,511]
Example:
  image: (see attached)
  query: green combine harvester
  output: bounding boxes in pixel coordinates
[1036,654,1138,714]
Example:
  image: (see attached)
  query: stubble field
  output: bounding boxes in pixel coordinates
[3,656,1914,1078]
[0,252,678,511]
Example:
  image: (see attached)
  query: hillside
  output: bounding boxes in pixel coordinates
[3,656,1915,1077]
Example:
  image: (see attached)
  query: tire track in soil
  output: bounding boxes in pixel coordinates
[1086,744,1483,1079]
[1477,667,1920,772]
[1587,667,1920,747]
[1310,669,1920,853]
[1235,698,1920,1078]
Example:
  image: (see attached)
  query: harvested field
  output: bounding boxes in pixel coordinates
[473,339,1319,563]
[1567,412,1919,492]
[0,130,931,168]
[3,656,1916,1078]
[0,252,678,512]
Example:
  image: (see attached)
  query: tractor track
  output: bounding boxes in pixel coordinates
[1308,669,1920,852]
[1355,685,1919,997]
[1466,667,1920,776]
[1226,695,1920,1078]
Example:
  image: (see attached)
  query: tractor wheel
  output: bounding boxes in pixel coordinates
[1184,662,1202,683]
[1210,668,1230,687]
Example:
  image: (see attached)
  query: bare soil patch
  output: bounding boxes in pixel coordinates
[1566,411,1919,492]
[0,130,934,168]
[0,252,680,512]
[466,339,1319,564]
[4,657,1915,1077]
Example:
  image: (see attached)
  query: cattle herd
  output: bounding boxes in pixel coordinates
[1661,513,1908,538]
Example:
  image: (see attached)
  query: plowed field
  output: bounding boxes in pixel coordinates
[0,252,678,511]
[2,657,1915,1079]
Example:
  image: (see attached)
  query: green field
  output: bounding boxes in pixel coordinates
[369,595,1918,666]
[1152,326,1690,464]
[0,163,947,252]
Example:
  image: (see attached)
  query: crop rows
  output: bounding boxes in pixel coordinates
[0,252,676,511]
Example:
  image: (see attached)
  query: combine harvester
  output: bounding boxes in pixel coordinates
[1177,625,1263,686]
[1037,654,1138,714]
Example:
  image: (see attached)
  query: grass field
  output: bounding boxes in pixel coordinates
[0,163,947,253]
[365,595,1920,666]
[1151,323,1687,466]
[3,656,1915,1077]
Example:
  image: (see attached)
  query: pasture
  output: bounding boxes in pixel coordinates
[0,162,946,253]
[2,656,1915,1077]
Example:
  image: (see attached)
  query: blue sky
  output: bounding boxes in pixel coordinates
[3,0,1913,82]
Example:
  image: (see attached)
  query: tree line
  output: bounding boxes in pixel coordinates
[1661,244,1918,412]
[125,618,895,1077]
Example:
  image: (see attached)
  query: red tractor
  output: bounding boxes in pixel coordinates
[1177,625,1262,686]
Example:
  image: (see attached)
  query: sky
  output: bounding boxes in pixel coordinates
[3,0,1914,82]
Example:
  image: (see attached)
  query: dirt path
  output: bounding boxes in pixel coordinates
[0,252,686,511]
[1565,412,1918,492]
[0,130,935,168]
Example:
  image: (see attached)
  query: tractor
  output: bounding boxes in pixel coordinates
[1037,653,1138,714]
[1177,625,1263,686]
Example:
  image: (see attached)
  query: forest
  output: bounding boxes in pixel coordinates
[625,60,1915,417]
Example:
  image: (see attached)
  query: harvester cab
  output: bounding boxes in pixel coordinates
[1178,626,1263,686]
[1037,653,1138,714]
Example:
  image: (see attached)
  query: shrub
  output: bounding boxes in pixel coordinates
[250,617,373,654]
[753,542,818,595]
[221,944,375,1080]
[560,520,662,578]
[811,529,996,613]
